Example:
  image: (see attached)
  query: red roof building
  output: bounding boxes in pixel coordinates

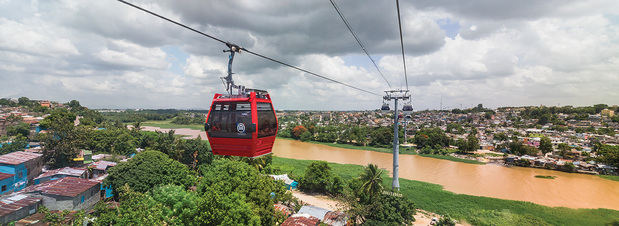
[22,177,101,211]
[281,214,321,226]
[0,152,42,166]
[0,194,42,224]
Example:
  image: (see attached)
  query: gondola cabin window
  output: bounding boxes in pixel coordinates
[207,102,253,139]
[257,102,277,138]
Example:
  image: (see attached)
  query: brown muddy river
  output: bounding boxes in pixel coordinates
[139,126,619,210]
[273,139,619,210]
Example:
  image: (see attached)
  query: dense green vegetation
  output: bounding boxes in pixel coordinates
[273,157,619,226]
[95,156,296,225]
[279,123,404,148]
[105,151,196,193]
[298,161,343,195]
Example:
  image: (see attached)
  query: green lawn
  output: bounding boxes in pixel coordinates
[535,175,557,179]
[272,157,619,226]
[138,120,205,131]
[598,175,619,182]
[414,153,486,165]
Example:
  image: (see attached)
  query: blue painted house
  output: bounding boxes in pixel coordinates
[0,172,15,195]
[0,151,43,192]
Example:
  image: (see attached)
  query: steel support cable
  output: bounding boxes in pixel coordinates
[395,0,409,91]
[328,0,392,88]
[117,0,380,96]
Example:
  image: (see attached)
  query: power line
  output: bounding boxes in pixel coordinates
[328,0,392,88]
[395,0,409,91]
[242,49,379,95]
[117,0,380,96]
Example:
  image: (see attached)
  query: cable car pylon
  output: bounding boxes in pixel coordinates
[381,89,411,191]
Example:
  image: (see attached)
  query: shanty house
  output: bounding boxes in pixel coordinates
[34,167,88,185]
[22,177,100,211]
[0,193,42,224]
[89,161,117,199]
[0,151,43,191]
[89,161,117,178]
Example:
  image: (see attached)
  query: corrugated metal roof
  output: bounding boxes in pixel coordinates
[281,214,321,226]
[297,206,330,220]
[22,177,99,197]
[0,172,14,181]
[0,151,42,165]
[35,167,86,179]
[0,194,41,217]
[89,161,117,171]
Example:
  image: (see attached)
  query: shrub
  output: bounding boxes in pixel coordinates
[299,161,343,195]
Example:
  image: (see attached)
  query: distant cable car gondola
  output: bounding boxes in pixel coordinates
[204,44,278,157]
[402,104,413,114]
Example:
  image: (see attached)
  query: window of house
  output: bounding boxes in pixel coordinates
[17,171,23,178]
[81,196,85,203]
[1,185,6,192]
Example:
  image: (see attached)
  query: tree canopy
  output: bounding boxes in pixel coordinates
[197,159,292,226]
[299,161,343,196]
[105,150,194,194]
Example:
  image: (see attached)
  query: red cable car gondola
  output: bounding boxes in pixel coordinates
[205,90,278,157]
[204,44,278,157]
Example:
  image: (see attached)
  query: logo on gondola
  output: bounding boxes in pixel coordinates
[237,123,246,133]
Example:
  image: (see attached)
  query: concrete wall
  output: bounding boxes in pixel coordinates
[24,156,43,182]
[0,201,40,224]
[37,184,101,211]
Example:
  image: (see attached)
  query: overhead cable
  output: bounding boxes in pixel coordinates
[117,0,380,96]
[328,0,392,88]
[395,0,409,91]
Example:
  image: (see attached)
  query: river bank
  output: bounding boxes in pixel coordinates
[273,157,619,226]
[277,137,486,165]
[272,138,619,210]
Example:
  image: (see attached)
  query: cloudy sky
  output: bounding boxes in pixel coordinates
[0,0,618,110]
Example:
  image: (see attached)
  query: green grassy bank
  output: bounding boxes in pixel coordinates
[598,175,619,182]
[272,157,619,226]
[414,153,485,165]
[139,120,205,131]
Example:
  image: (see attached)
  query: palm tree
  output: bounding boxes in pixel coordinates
[360,164,384,198]
[132,121,142,131]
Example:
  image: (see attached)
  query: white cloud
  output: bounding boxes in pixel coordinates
[95,40,169,70]
[0,0,617,110]
[0,18,79,56]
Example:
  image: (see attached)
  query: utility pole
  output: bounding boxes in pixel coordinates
[383,90,410,191]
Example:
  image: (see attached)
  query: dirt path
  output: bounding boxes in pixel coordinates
[292,190,339,210]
